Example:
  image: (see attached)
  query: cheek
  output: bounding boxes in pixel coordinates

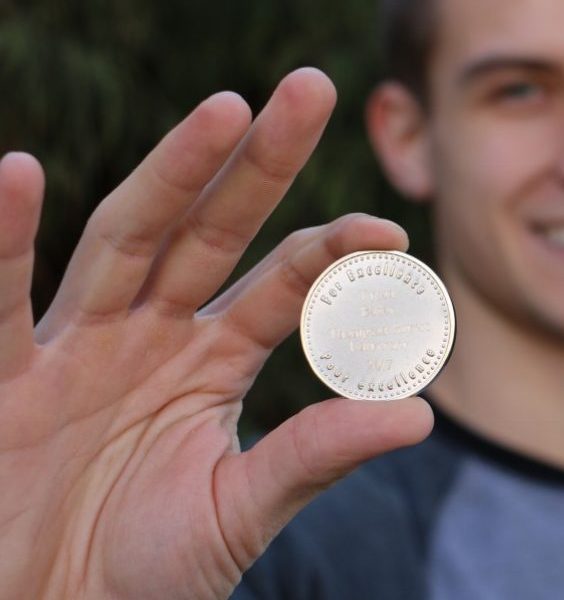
[431,132,504,257]
[436,120,547,202]
[430,116,564,315]
[475,119,558,188]
[428,125,524,309]
[431,117,557,252]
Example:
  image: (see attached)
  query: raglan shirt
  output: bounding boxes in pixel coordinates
[230,401,564,600]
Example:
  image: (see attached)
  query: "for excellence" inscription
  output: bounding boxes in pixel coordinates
[320,262,426,305]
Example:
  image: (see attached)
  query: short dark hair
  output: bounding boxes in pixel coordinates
[378,0,437,105]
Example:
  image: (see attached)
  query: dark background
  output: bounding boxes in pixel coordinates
[0,0,431,436]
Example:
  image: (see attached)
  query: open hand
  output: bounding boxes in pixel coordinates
[0,68,433,599]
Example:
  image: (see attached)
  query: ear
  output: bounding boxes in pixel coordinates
[365,82,434,202]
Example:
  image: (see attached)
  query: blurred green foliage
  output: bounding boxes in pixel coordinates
[0,0,430,436]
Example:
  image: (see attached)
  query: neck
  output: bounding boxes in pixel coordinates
[429,265,564,470]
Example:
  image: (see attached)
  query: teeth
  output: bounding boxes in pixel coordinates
[543,227,564,245]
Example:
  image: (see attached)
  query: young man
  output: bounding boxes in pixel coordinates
[1,1,563,599]
[233,0,564,597]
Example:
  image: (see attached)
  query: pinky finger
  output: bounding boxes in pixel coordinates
[0,153,44,379]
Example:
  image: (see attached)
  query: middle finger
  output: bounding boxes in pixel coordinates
[141,68,337,317]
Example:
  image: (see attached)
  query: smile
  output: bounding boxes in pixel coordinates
[542,226,564,247]
[531,222,564,250]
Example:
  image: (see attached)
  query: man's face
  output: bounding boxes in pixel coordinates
[426,0,564,337]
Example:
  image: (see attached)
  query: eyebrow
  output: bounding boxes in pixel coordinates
[457,56,558,87]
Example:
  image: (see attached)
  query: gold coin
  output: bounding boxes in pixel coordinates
[300,251,456,400]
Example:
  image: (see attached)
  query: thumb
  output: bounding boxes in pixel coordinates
[216,396,433,571]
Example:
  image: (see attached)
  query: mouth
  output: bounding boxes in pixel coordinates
[531,224,564,251]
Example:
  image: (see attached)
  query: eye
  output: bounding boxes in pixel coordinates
[495,81,543,102]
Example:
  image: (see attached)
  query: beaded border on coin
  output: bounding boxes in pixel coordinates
[300,251,456,400]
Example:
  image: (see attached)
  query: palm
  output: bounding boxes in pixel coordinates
[0,69,432,600]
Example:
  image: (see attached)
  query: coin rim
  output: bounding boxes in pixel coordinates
[299,250,456,400]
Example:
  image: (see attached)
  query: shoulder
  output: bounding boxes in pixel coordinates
[232,426,464,600]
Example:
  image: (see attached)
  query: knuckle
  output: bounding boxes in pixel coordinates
[289,410,321,481]
[336,212,373,227]
[294,403,354,485]
[99,228,155,260]
[284,228,309,246]
[290,405,341,488]
[322,226,348,262]
[187,213,249,256]
[147,153,203,199]
[278,255,312,297]
[72,306,126,327]
[242,143,296,184]
[87,207,156,261]
[275,229,309,258]
[283,224,321,248]
[148,296,194,320]
[323,213,373,258]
